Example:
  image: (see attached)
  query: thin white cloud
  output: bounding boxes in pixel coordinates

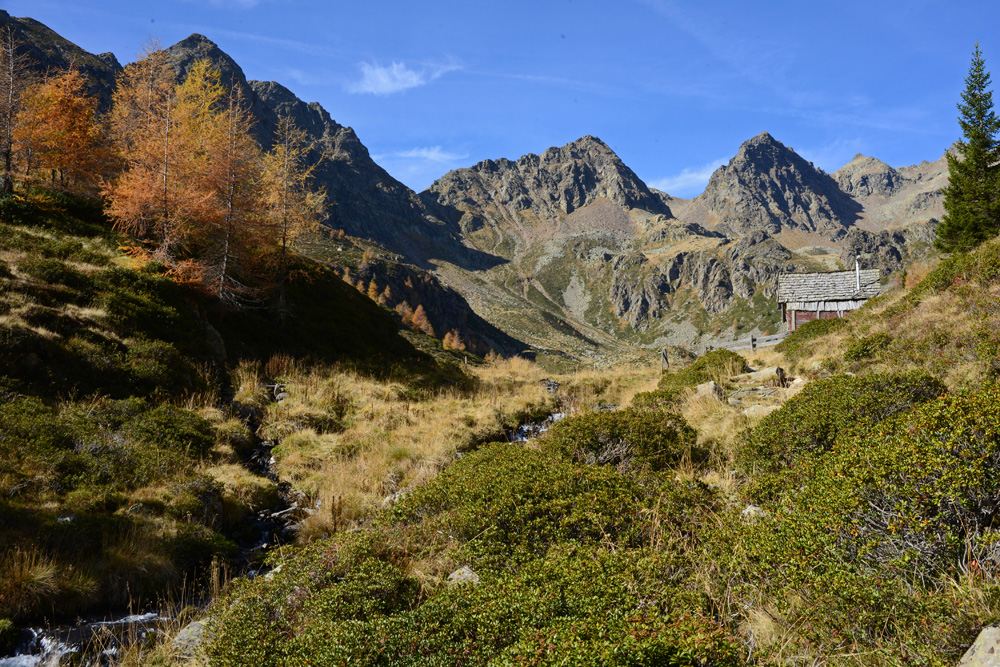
[396,146,469,162]
[648,156,729,198]
[346,61,460,95]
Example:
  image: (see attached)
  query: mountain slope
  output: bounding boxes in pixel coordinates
[673,132,862,240]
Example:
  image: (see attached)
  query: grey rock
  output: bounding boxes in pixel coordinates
[741,404,780,419]
[694,381,725,401]
[730,386,778,400]
[741,504,767,521]
[171,620,211,660]
[957,625,1000,667]
[56,513,76,524]
[381,491,411,508]
[731,366,787,387]
[447,566,480,587]
[684,132,862,239]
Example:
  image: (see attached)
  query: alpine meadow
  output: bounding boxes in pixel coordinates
[2,7,1000,667]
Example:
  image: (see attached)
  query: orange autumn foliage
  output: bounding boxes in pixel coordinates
[19,67,111,192]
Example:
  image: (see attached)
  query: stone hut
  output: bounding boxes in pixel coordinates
[777,262,882,332]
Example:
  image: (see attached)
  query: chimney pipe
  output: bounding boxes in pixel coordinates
[855,255,861,291]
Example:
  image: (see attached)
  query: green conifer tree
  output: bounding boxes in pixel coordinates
[936,43,1000,252]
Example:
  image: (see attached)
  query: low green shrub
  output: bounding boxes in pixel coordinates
[209,544,739,667]
[658,349,748,389]
[728,384,1000,660]
[125,338,201,396]
[17,256,91,292]
[0,194,40,225]
[124,404,215,457]
[912,240,1000,297]
[738,371,946,489]
[774,317,846,360]
[541,408,698,471]
[629,387,683,411]
[390,443,651,569]
[844,332,892,362]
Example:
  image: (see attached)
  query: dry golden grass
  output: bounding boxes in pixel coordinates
[243,356,556,540]
[238,356,664,542]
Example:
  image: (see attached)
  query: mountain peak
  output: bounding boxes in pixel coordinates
[690,131,860,238]
[176,33,218,48]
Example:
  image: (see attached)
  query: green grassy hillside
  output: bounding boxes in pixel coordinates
[0,188,455,628]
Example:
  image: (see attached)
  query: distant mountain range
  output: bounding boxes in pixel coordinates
[2,10,948,360]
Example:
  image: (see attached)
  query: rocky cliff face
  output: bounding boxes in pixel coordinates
[161,36,451,264]
[833,151,946,229]
[0,10,121,108]
[246,80,449,262]
[423,136,670,256]
[680,132,862,239]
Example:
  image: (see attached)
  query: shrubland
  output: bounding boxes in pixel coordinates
[199,237,1000,667]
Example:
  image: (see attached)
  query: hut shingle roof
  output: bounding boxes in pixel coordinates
[777,269,882,303]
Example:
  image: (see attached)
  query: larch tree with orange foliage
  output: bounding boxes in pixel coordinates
[105,44,190,260]
[261,113,325,317]
[411,304,435,337]
[18,67,111,192]
[195,78,271,306]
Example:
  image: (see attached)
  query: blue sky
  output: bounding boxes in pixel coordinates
[7,0,997,197]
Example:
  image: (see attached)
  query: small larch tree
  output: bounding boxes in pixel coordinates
[105,43,190,259]
[19,67,110,192]
[261,113,325,318]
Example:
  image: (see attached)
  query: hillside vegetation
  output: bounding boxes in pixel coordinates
[0,188,476,629]
[195,239,1000,667]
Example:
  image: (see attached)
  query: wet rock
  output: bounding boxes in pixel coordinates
[447,566,480,587]
[958,625,1000,666]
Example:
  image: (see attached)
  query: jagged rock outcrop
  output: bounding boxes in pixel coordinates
[834,154,903,199]
[423,136,671,249]
[0,10,121,108]
[682,132,862,239]
[833,151,947,229]
[838,221,938,275]
[2,11,956,356]
[247,80,447,259]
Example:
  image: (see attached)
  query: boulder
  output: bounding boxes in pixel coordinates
[742,405,781,419]
[447,566,480,587]
[171,620,210,660]
[694,381,725,401]
[958,626,1000,666]
[733,366,786,387]
[381,490,411,508]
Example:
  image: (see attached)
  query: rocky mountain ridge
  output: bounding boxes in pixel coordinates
[6,13,950,360]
